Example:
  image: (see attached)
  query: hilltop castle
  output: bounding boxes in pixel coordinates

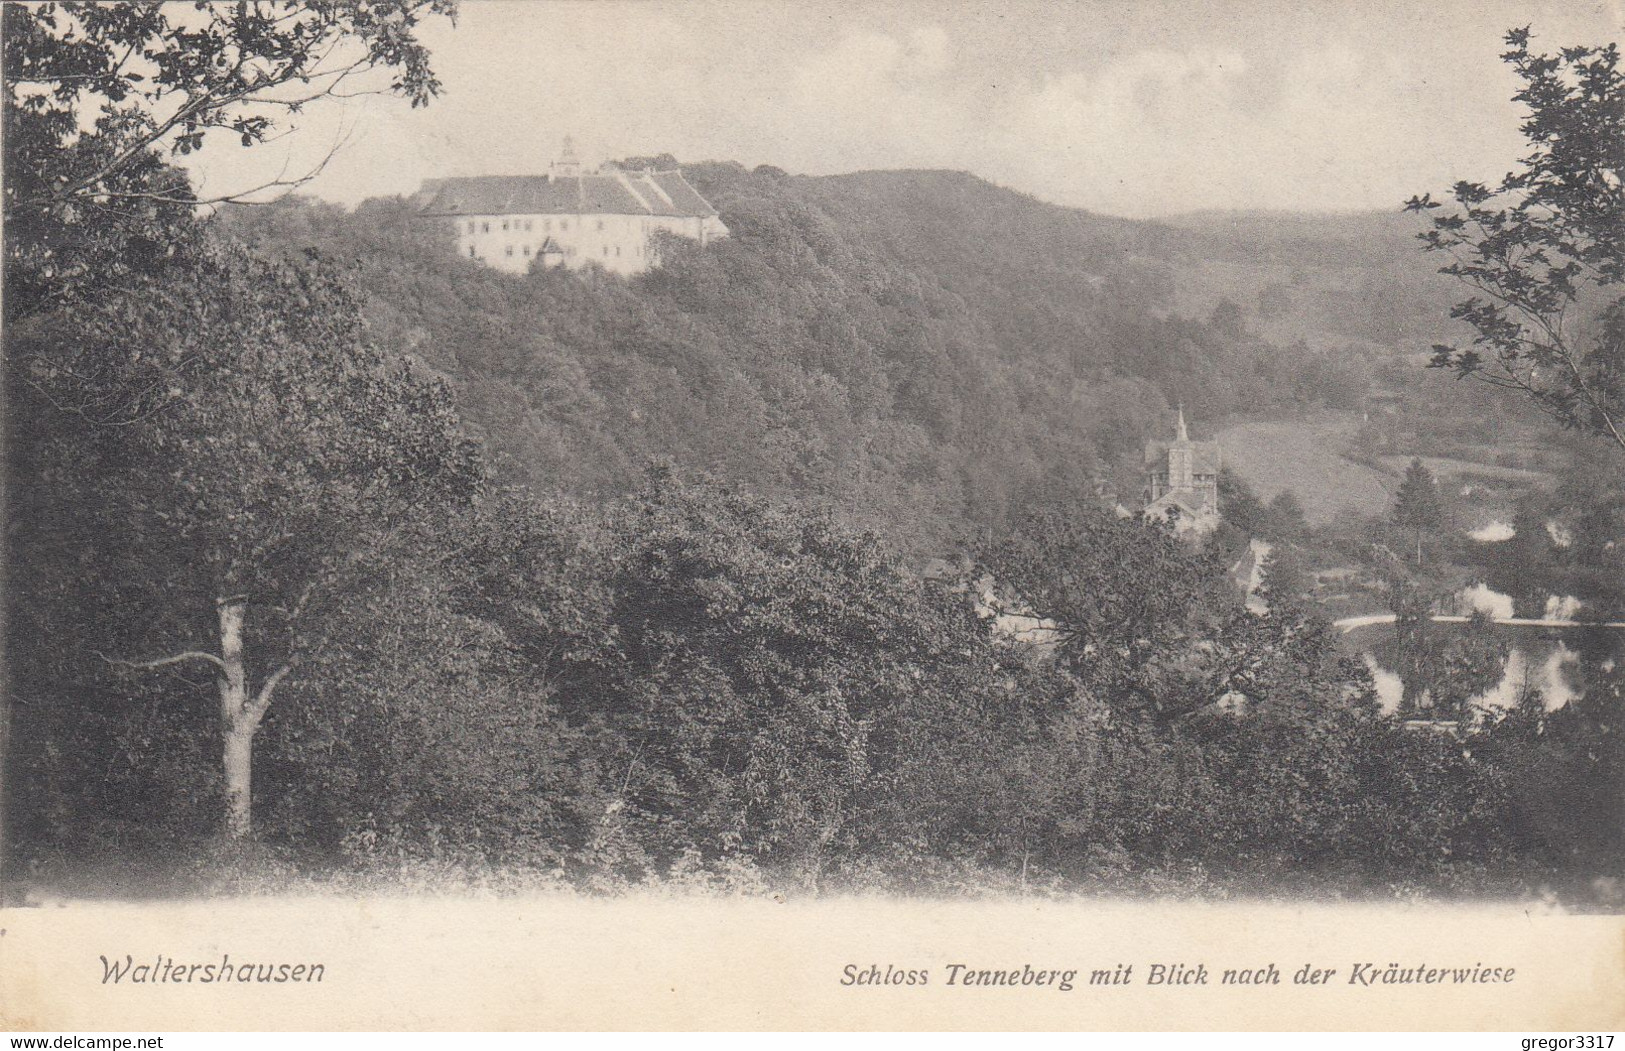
[412,138,728,276]
[1143,407,1221,534]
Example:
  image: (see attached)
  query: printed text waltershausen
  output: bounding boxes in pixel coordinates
[99,954,325,984]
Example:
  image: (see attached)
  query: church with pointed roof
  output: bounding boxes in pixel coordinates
[1143,407,1221,534]
[411,138,728,276]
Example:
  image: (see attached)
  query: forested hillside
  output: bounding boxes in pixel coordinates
[1159,209,1466,349]
[219,165,1383,555]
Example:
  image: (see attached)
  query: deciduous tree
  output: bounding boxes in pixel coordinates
[9,242,483,838]
[3,0,458,313]
[977,506,1230,720]
[1406,27,1625,453]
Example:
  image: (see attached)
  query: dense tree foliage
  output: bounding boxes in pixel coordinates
[1470,440,1625,619]
[8,242,484,839]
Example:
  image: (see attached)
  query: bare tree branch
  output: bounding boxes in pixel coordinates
[246,661,296,724]
[98,649,226,672]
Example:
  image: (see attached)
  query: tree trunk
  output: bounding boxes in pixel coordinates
[213,597,295,839]
[217,598,253,838]
[223,724,254,838]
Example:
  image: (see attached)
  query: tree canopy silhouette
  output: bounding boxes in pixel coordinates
[1407,27,1625,453]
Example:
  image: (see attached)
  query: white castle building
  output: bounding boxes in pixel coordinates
[412,139,728,276]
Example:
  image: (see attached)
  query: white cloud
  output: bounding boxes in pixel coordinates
[173,1,1615,217]
[991,43,1436,214]
[782,26,973,171]
[902,26,953,78]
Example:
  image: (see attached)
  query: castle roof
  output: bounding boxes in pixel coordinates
[412,171,719,219]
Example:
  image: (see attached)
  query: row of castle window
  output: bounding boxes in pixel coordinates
[465,217,656,235]
[467,219,572,234]
[467,243,645,260]
[499,244,636,258]
[469,243,571,259]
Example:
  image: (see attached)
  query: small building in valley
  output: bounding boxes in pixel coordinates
[412,139,728,276]
[1143,407,1221,534]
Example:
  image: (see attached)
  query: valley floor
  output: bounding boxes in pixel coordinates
[1214,414,1393,525]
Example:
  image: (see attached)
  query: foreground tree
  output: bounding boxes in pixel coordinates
[9,243,483,838]
[1406,27,1625,453]
[4,2,466,871]
[563,471,1017,887]
[977,507,1231,720]
[3,0,458,315]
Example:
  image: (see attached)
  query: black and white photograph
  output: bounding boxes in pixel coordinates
[1,0,1622,1034]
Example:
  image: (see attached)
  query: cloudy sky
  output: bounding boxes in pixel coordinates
[184,0,1622,218]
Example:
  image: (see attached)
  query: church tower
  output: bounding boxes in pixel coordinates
[1143,406,1221,534]
[1167,405,1194,491]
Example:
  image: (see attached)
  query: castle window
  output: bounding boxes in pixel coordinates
[505,245,514,257]
[481,222,489,233]
[596,219,605,231]
[524,219,533,231]
[560,220,569,231]
[522,245,531,256]
[468,245,476,258]
[615,246,621,256]
[501,220,509,231]
[467,220,476,234]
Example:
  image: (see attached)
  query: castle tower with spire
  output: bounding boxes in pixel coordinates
[1143,405,1221,533]
[550,136,582,180]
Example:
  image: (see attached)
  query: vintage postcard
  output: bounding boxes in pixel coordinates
[2,0,1623,1033]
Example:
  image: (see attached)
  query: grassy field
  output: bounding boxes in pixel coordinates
[1214,415,1395,525]
[1376,454,1550,486]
